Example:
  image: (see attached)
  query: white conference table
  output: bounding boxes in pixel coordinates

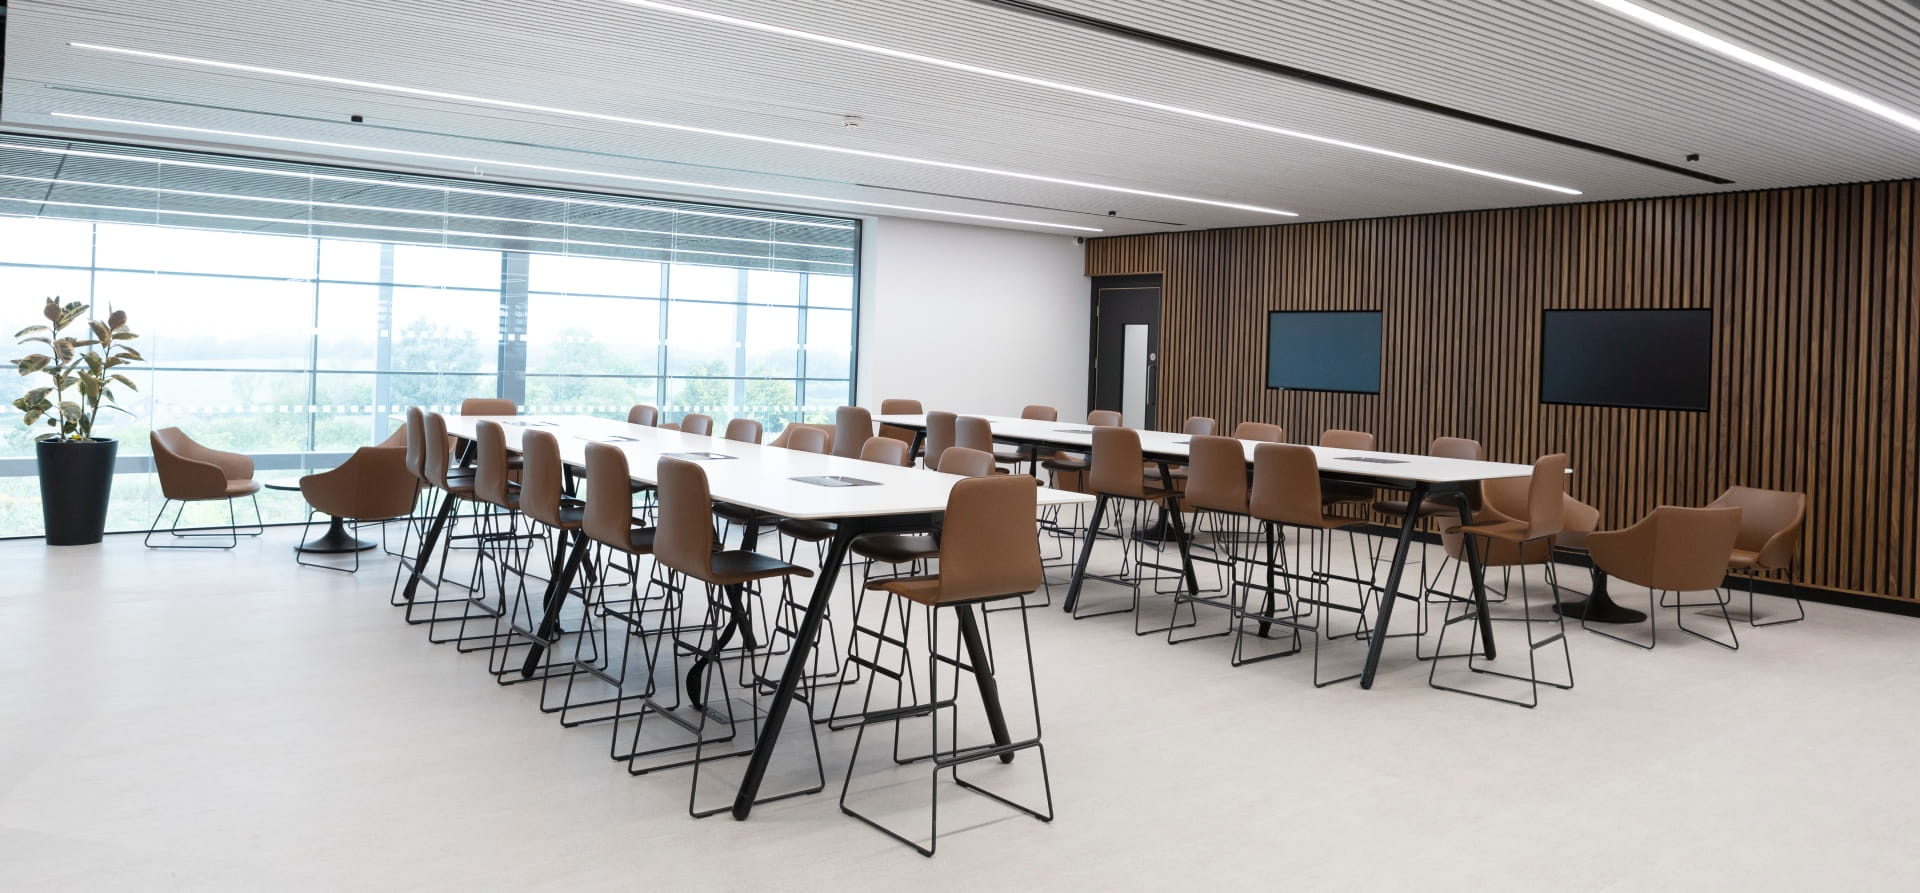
[405,414,1092,820]
[876,413,1542,689]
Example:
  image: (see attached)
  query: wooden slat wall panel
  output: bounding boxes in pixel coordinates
[1086,180,1920,603]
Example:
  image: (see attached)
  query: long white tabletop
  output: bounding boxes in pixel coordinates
[876,413,1544,484]
[444,414,1093,519]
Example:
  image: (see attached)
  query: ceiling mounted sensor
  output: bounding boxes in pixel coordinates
[606,0,1584,195]
[841,115,861,129]
[1586,0,1920,136]
[67,42,1297,217]
[48,112,1109,232]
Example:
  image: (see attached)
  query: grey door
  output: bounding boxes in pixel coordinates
[1090,275,1162,430]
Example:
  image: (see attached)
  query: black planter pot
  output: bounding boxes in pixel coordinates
[36,437,118,546]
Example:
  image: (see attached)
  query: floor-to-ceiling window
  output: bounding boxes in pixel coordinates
[0,135,859,537]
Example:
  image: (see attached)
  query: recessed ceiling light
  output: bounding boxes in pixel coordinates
[607,0,1583,196]
[47,113,1107,232]
[0,139,856,230]
[68,41,1295,217]
[1586,0,1920,135]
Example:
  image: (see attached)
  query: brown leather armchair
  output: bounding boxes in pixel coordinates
[296,446,419,572]
[146,427,263,548]
[1586,505,1744,650]
[1708,486,1808,626]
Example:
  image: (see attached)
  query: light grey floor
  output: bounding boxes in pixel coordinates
[2,519,1916,892]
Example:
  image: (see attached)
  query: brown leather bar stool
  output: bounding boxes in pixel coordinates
[573,441,667,740]
[1067,426,1193,635]
[651,456,822,819]
[878,398,923,460]
[1363,436,1484,646]
[922,410,957,471]
[1586,505,1744,650]
[840,473,1053,857]
[1040,409,1121,489]
[724,418,763,444]
[859,436,910,467]
[393,410,500,632]
[832,406,872,459]
[1245,443,1373,685]
[1706,486,1808,626]
[295,444,415,573]
[678,413,714,437]
[144,427,264,548]
[994,404,1056,471]
[1165,434,1255,652]
[1140,416,1216,487]
[1318,428,1378,512]
[466,419,547,660]
[1428,453,1574,709]
[629,404,661,427]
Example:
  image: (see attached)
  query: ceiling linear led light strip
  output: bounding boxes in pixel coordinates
[605,0,1582,196]
[69,42,1296,217]
[0,139,856,232]
[1585,0,1920,136]
[0,172,854,253]
[48,113,1106,232]
[0,193,854,266]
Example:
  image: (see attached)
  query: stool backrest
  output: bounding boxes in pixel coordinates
[880,398,922,414]
[725,418,763,444]
[1185,435,1249,514]
[679,413,714,437]
[460,397,515,416]
[403,406,428,482]
[924,411,957,469]
[518,429,567,528]
[1232,421,1284,443]
[1522,453,1571,540]
[654,456,715,582]
[1184,416,1216,436]
[937,446,995,478]
[473,420,512,507]
[1021,405,1058,422]
[1087,410,1122,427]
[833,406,872,459]
[1249,443,1323,526]
[628,404,660,427]
[860,436,911,467]
[935,474,1043,602]
[583,442,635,548]
[787,425,830,454]
[422,412,456,487]
[1320,429,1374,450]
[1089,426,1147,498]
[955,416,995,453]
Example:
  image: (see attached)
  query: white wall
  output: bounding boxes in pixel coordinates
[856,216,1089,419]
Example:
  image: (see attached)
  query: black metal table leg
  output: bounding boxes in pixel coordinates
[731,525,855,820]
[1060,494,1109,613]
[1359,482,1426,689]
[521,529,589,677]
[401,490,457,603]
[952,603,1016,764]
[1157,461,1201,595]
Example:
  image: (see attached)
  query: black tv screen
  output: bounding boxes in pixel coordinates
[1540,309,1712,411]
[1265,311,1382,394]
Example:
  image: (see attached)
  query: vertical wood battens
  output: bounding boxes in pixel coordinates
[1086,179,1920,603]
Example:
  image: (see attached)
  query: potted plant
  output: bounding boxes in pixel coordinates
[12,298,142,545]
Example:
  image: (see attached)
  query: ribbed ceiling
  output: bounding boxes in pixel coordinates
[3,0,1917,235]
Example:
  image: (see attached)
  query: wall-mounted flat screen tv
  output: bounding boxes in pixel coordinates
[1540,308,1712,411]
[1265,310,1382,394]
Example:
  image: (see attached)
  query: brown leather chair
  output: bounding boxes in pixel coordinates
[1707,486,1808,626]
[654,455,819,814]
[295,445,415,572]
[832,406,872,459]
[375,424,410,448]
[1246,443,1372,685]
[461,397,515,416]
[1040,410,1118,490]
[1183,416,1216,437]
[922,411,957,471]
[1429,453,1574,708]
[390,409,494,626]
[582,441,660,736]
[769,423,834,453]
[955,416,1013,474]
[507,428,606,700]
[678,413,714,437]
[145,427,263,548]
[724,418,763,444]
[1586,505,1744,650]
[1231,421,1285,443]
[1087,410,1122,427]
[628,404,661,427]
[1069,426,1186,633]
[842,473,1051,856]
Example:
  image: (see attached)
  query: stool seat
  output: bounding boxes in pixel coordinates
[852,532,937,564]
